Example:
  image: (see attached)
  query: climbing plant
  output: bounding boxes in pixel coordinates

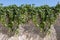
[0,3,60,33]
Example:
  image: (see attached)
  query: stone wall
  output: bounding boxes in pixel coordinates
[0,24,57,40]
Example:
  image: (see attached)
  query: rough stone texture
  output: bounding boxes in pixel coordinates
[0,23,57,40]
[54,14,60,40]
[19,24,57,40]
[44,25,57,40]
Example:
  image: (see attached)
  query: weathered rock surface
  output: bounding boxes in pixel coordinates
[19,24,57,40]
[0,24,57,40]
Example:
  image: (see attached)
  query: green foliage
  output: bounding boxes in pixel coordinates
[0,4,60,33]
